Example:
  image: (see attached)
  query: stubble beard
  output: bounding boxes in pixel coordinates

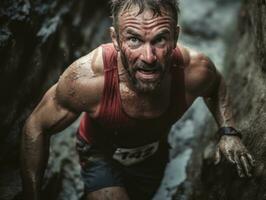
[120,51,166,94]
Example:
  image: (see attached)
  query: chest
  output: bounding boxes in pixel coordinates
[105,85,192,143]
[119,82,172,119]
[118,77,195,120]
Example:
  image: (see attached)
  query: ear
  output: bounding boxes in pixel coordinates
[110,27,120,51]
[174,25,180,48]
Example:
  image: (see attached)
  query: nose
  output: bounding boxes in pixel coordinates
[140,44,156,64]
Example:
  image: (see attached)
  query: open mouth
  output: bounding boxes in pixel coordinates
[135,68,161,80]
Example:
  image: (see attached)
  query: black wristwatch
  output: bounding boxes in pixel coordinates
[218,127,242,138]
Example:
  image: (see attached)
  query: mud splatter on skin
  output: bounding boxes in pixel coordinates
[204,74,255,177]
[21,83,80,199]
[115,5,177,94]
[56,52,98,110]
[65,52,95,83]
[21,130,50,200]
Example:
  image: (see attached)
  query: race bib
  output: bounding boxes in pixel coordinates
[112,141,159,166]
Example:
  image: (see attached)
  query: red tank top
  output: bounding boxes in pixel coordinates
[78,43,187,148]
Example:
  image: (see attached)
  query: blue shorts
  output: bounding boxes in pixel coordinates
[76,136,169,200]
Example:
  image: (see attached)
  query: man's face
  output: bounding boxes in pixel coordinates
[112,5,179,93]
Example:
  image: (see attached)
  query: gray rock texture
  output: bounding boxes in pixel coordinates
[1,0,266,200]
[0,1,110,199]
[200,0,266,199]
[171,0,266,199]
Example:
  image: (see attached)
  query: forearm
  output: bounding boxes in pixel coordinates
[197,61,255,176]
[204,75,235,128]
[21,124,50,200]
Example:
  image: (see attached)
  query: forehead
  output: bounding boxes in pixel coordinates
[117,5,176,31]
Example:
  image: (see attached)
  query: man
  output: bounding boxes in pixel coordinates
[21,0,255,199]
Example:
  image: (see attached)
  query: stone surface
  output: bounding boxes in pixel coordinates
[1,0,265,199]
[0,1,110,199]
[198,0,266,199]
[170,0,266,199]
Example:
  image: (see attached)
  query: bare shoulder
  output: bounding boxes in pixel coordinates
[178,45,220,97]
[56,46,105,114]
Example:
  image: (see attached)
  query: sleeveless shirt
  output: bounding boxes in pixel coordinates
[78,43,187,149]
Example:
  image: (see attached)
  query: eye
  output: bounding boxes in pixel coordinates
[128,37,141,47]
[130,37,139,43]
[154,37,166,46]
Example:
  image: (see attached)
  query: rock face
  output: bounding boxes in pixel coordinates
[203,0,266,199]
[172,0,266,199]
[1,0,266,200]
[0,1,111,199]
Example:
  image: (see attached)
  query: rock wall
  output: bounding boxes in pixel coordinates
[172,0,266,199]
[0,1,111,199]
[1,0,266,199]
[204,0,266,199]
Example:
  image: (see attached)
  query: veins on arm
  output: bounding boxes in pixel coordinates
[204,73,235,128]
[21,84,80,200]
[21,47,104,199]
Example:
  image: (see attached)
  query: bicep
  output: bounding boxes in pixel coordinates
[25,84,80,136]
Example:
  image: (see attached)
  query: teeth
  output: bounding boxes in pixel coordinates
[139,69,156,72]
[140,70,153,74]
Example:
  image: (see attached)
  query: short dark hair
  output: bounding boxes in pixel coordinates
[110,0,180,32]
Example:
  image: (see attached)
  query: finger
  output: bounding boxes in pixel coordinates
[234,151,245,178]
[240,155,252,177]
[226,150,236,164]
[246,153,255,167]
[215,147,221,165]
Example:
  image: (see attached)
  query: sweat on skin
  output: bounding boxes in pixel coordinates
[20,2,255,200]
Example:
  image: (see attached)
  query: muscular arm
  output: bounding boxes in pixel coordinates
[204,63,255,177]
[21,47,104,200]
[200,63,234,128]
[21,84,80,200]
[204,71,255,177]
[183,48,255,177]
[181,46,236,128]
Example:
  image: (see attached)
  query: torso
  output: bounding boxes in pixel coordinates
[119,74,172,119]
[78,43,196,148]
[114,45,195,122]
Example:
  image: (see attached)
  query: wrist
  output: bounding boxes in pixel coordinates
[218,127,242,138]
